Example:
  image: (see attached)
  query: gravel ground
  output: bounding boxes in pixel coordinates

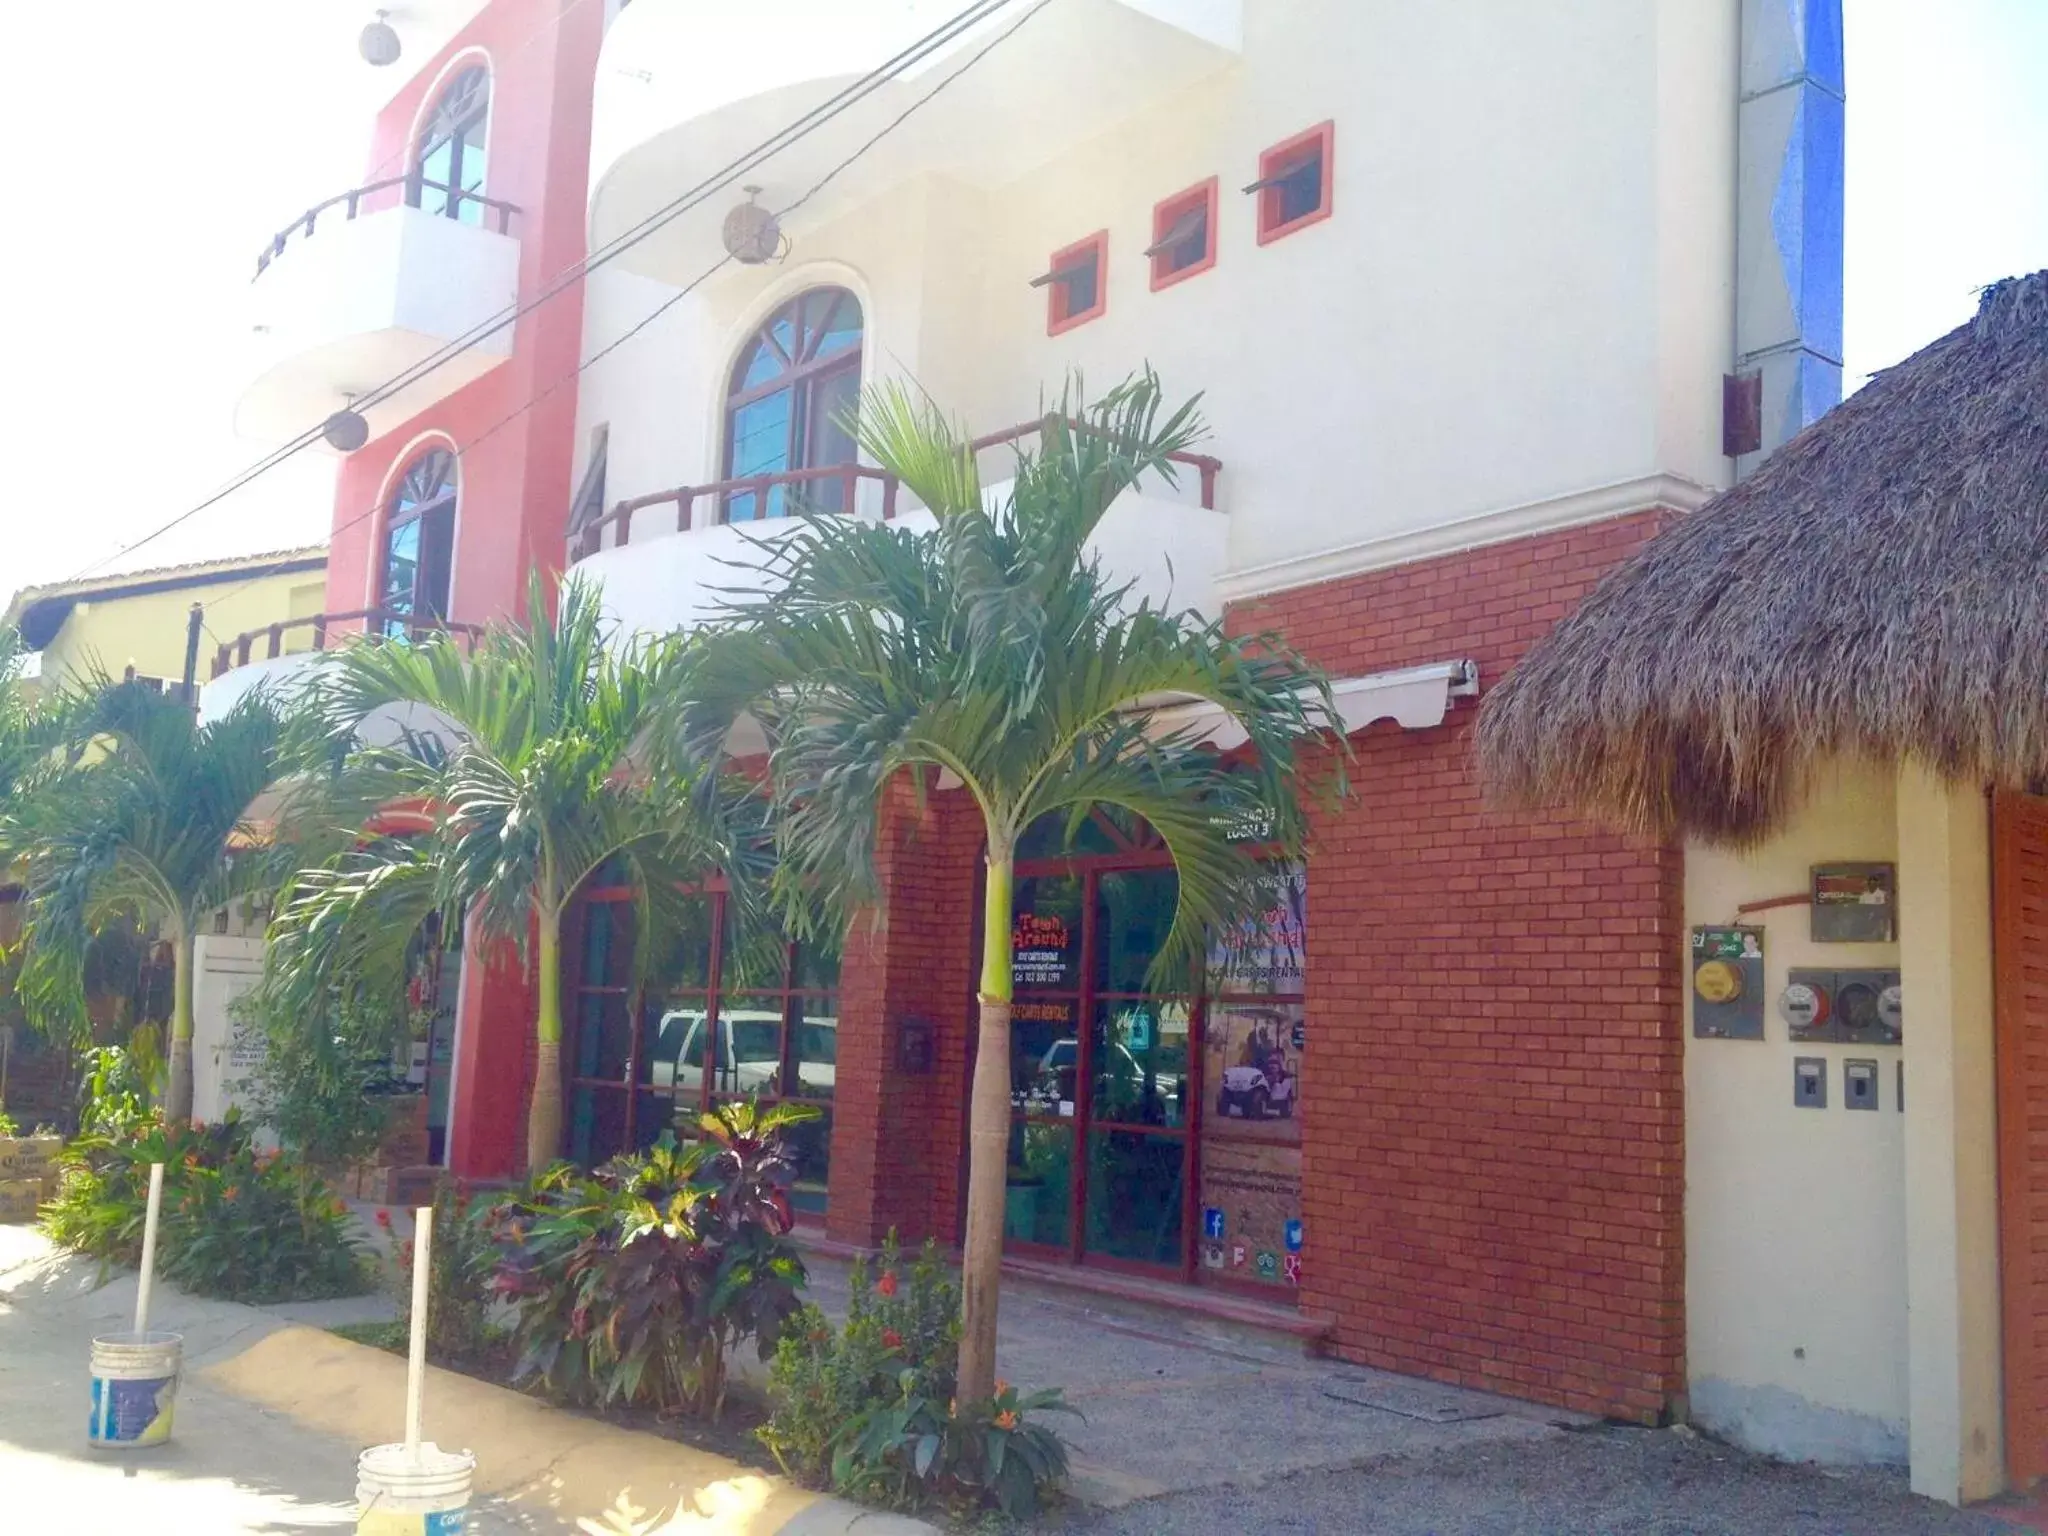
[1053,1424,2022,1536]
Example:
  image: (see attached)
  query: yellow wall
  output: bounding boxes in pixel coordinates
[39,570,327,691]
[1685,761,1908,1464]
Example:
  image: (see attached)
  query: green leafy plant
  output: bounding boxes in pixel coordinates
[283,573,770,1174]
[677,371,1339,1400]
[40,1113,368,1302]
[486,1098,813,1419]
[235,986,398,1174]
[759,1235,961,1493]
[5,682,304,1120]
[75,1044,153,1139]
[383,1178,503,1361]
[843,1380,1075,1519]
[761,1234,1073,1518]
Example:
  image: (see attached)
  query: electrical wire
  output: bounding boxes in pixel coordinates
[70,0,1021,585]
[63,0,617,588]
[178,0,1052,649]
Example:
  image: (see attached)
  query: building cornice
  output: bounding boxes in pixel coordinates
[1216,471,1719,605]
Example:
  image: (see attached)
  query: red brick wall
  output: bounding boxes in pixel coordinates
[1230,511,1687,1423]
[827,778,983,1249]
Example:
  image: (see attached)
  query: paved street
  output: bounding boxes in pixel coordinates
[1053,1425,2021,1536]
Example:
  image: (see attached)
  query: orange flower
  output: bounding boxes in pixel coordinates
[995,1410,1019,1431]
[876,1271,898,1298]
[882,1328,903,1349]
[223,1185,240,1200]
[994,1379,1010,1396]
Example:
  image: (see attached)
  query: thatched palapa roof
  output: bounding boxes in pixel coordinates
[1478,270,2048,845]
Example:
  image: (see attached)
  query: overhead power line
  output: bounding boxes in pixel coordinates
[69,0,1021,584]
[174,0,1053,639]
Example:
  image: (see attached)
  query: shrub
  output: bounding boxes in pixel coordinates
[761,1235,1075,1518]
[760,1235,960,1492]
[485,1098,813,1420]
[382,1179,503,1361]
[41,1112,369,1303]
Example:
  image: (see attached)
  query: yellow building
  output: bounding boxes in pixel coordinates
[3,546,326,698]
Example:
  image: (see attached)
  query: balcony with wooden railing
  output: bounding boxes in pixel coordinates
[255,176,521,279]
[567,418,1230,637]
[236,177,524,448]
[568,417,1222,564]
[210,609,483,680]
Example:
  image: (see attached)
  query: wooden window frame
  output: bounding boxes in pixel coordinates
[720,287,865,523]
[408,65,491,221]
[1147,178,1219,292]
[1252,121,1334,246]
[1041,230,1109,336]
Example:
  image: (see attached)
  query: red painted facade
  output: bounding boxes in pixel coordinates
[329,0,604,1177]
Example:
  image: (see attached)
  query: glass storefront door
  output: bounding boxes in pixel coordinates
[1001,816,1195,1276]
[995,814,1308,1293]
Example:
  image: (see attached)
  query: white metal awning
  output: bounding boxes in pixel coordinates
[1142,659,1480,748]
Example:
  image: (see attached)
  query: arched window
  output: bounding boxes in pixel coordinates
[721,287,863,522]
[409,65,489,224]
[380,448,456,636]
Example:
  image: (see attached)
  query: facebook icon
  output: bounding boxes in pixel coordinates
[1203,1208,1226,1240]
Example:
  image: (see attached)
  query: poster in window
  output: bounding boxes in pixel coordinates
[1205,1002,1302,1145]
[1198,1139,1302,1290]
[1208,863,1306,995]
[1011,910,1076,990]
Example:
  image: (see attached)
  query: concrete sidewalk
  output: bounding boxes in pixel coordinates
[0,1227,929,1535]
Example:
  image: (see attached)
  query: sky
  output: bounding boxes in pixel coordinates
[0,0,2043,597]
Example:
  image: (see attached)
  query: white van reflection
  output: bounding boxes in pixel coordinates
[644,1008,837,1097]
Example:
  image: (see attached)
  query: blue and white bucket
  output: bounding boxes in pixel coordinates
[88,1329,183,1448]
[356,1442,476,1535]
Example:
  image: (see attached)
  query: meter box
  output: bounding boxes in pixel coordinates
[1690,926,1765,1039]
[1781,968,1903,1045]
[1811,863,1897,943]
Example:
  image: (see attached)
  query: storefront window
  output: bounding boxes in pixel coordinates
[563,884,838,1216]
[1198,862,1307,1292]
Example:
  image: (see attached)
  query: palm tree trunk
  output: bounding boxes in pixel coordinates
[958,845,1015,1404]
[526,914,564,1175]
[164,922,196,1123]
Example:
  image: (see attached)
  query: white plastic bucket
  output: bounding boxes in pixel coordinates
[88,1329,183,1449]
[356,1441,476,1535]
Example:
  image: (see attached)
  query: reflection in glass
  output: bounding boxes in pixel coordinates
[568,1085,628,1166]
[1090,1001,1190,1128]
[1005,1121,1072,1247]
[573,994,632,1082]
[1009,998,1077,1114]
[1085,1130,1184,1266]
[791,994,837,1099]
[1094,868,1178,993]
[711,1004,784,1096]
[726,391,793,521]
[783,1107,832,1216]
[645,897,715,990]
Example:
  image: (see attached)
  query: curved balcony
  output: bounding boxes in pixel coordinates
[235,178,522,448]
[571,421,1226,640]
[589,0,1243,283]
[199,609,483,740]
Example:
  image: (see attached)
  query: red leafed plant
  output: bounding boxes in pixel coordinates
[484,1097,815,1419]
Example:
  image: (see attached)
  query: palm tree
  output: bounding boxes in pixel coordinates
[294,573,765,1174]
[683,373,1339,1403]
[6,681,298,1120]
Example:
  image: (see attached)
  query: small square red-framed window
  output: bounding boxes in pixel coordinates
[1146,177,1219,291]
[1034,230,1108,336]
[1250,121,1334,245]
